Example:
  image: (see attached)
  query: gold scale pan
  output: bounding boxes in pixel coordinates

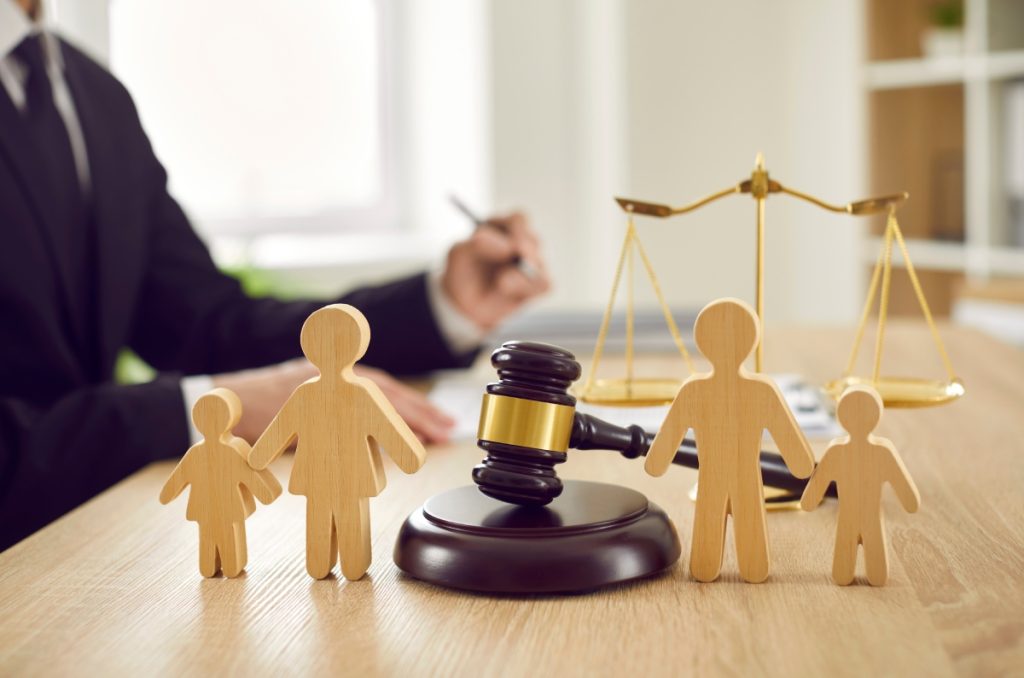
[579,154,964,409]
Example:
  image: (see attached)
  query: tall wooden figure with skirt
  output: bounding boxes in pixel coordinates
[249,304,426,580]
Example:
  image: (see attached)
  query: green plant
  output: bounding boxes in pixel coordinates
[114,349,156,385]
[930,1,964,28]
[221,264,278,297]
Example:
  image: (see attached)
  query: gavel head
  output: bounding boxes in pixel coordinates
[473,341,581,506]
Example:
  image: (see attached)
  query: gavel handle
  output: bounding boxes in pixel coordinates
[569,412,834,498]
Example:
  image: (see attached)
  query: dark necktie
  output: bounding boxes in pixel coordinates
[14,34,96,370]
[13,34,86,232]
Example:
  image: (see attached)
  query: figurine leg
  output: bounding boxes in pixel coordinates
[861,516,889,586]
[234,523,248,574]
[831,522,858,586]
[338,498,371,581]
[306,500,338,579]
[198,523,220,578]
[732,483,770,584]
[690,486,729,582]
[221,522,247,578]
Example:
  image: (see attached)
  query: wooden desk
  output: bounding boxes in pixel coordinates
[1,325,1022,676]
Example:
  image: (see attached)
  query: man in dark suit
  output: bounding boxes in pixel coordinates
[0,0,549,550]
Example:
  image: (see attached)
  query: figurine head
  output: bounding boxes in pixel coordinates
[836,385,883,438]
[192,388,242,440]
[694,298,760,371]
[300,304,370,375]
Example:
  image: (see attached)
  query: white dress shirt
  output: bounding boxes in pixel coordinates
[0,0,481,443]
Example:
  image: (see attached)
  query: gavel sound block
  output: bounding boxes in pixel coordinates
[394,342,682,594]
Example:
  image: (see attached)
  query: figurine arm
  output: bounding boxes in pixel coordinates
[246,468,283,505]
[799,450,836,511]
[233,439,282,504]
[248,399,299,470]
[766,386,815,479]
[363,387,426,474]
[159,454,193,504]
[645,388,693,477]
[882,442,920,513]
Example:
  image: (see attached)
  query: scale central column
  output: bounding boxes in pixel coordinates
[751,153,769,372]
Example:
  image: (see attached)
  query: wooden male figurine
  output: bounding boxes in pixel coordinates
[160,388,282,577]
[801,385,920,586]
[249,304,426,580]
[646,298,815,583]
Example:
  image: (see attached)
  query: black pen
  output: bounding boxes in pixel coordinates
[449,194,539,280]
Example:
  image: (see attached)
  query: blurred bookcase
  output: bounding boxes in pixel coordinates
[864,0,1024,316]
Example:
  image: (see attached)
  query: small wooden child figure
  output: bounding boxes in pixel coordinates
[249,304,426,581]
[646,298,815,583]
[160,388,282,577]
[801,385,920,586]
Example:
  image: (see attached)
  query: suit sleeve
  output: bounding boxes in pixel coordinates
[123,103,477,376]
[0,377,189,551]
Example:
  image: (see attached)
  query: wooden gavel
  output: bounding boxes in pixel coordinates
[473,340,832,506]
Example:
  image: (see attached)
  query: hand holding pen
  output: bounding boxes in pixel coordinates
[450,196,542,280]
[443,196,551,332]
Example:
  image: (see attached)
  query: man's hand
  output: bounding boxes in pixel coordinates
[352,365,454,444]
[211,360,454,445]
[441,211,551,332]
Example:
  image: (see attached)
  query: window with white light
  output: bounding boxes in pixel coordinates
[108,0,393,236]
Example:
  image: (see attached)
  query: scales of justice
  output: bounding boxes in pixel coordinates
[394,154,964,595]
[578,152,965,409]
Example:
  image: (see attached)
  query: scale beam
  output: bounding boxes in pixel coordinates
[615,186,908,219]
[615,184,740,217]
[779,186,909,215]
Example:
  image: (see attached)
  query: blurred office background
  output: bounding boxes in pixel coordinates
[46,0,1024,347]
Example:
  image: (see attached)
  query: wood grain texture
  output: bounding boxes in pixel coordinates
[159,388,282,578]
[801,385,921,585]
[248,304,426,580]
[0,324,1021,676]
[647,299,815,583]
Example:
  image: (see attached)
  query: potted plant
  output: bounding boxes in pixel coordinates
[921,1,964,58]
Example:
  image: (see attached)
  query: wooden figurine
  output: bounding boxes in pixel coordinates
[248,304,426,580]
[646,298,815,583]
[801,385,920,586]
[160,388,282,577]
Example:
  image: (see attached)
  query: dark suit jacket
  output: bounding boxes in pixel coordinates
[0,40,476,550]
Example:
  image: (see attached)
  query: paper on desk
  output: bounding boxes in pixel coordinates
[429,373,842,442]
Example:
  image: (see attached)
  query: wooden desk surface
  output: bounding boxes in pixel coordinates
[1,325,1022,676]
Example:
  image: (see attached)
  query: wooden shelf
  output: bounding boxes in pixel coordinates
[988,245,1024,274]
[865,50,1024,90]
[987,49,1024,78]
[863,237,1024,277]
[865,57,966,90]
[863,237,965,272]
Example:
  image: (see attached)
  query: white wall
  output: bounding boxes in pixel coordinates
[46,0,109,61]
[491,0,866,325]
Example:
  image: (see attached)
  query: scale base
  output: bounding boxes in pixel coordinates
[393,481,681,595]
[576,377,683,407]
[825,375,964,408]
